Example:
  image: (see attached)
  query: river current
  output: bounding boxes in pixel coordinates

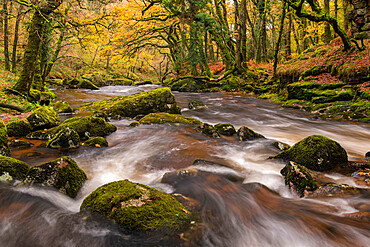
[1,85,369,246]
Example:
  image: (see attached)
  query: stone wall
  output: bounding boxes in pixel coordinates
[349,0,370,39]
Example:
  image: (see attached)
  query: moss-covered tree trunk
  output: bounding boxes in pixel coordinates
[273,1,287,77]
[323,0,332,43]
[3,0,10,71]
[11,4,24,73]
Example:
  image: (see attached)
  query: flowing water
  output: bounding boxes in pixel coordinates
[1,86,370,246]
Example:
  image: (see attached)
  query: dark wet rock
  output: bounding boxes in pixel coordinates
[237,126,265,141]
[139,112,201,125]
[83,137,108,147]
[52,101,74,114]
[192,159,229,168]
[23,156,87,198]
[307,183,362,198]
[46,127,80,149]
[197,123,220,138]
[26,106,60,130]
[280,161,317,197]
[171,193,201,212]
[274,135,348,171]
[79,88,181,119]
[0,120,10,157]
[9,139,33,148]
[134,80,152,86]
[214,123,236,136]
[6,120,32,137]
[0,156,30,183]
[92,111,109,122]
[188,101,206,110]
[80,179,192,232]
[271,141,291,151]
[352,168,370,186]
[366,151,370,160]
[27,116,116,140]
[76,79,99,90]
[133,114,145,121]
[344,212,370,222]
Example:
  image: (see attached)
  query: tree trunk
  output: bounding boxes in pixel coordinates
[11,4,24,73]
[285,7,292,58]
[240,0,247,65]
[234,0,242,73]
[273,2,287,77]
[323,0,332,43]
[43,29,64,82]
[343,0,350,32]
[3,0,10,71]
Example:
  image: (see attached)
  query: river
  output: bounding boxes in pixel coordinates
[1,85,369,246]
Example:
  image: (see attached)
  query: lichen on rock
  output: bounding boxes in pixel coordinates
[23,156,87,198]
[26,106,60,130]
[274,135,348,171]
[46,127,80,149]
[80,179,191,232]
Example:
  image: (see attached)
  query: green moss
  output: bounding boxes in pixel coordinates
[214,123,236,136]
[77,79,99,90]
[0,120,10,157]
[0,156,30,181]
[139,113,201,125]
[79,88,181,118]
[188,101,205,109]
[27,116,117,140]
[198,123,220,138]
[280,161,317,197]
[80,180,191,232]
[24,156,87,198]
[46,127,80,149]
[26,106,60,130]
[237,126,265,141]
[52,101,74,114]
[84,137,108,147]
[274,135,348,171]
[6,120,31,137]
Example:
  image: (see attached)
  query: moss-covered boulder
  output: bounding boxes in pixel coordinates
[52,101,74,114]
[237,126,265,141]
[6,120,32,137]
[28,116,117,140]
[9,139,33,149]
[0,156,30,183]
[188,101,206,110]
[46,128,80,149]
[83,137,108,147]
[79,88,181,118]
[215,123,236,136]
[27,106,60,130]
[280,161,317,197]
[139,113,201,125]
[0,120,10,157]
[80,180,191,232]
[92,111,109,122]
[274,135,348,171]
[197,123,220,138]
[23,156,87,198]
[76,79,99,90]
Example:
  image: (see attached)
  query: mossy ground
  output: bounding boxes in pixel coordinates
[81,179,192,232]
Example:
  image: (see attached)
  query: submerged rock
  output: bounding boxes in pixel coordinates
[28,116,116,140]
[0,156,30,183]
[6,120,32,137]
[139,112,200,125]
[237,126,265,141]
[47,127,80,149]
[271,141,291,151]
[352,169,370,186]
[27,106,60,130]
[83,136,108,147]
[307,183,362,198]
[23,156,87,198]
[80,180,191,232]
[274,135,348,171]
[214,123,236,136]
[188,101,206,110]
[52,101,74,114]
[9,139,33,148]
[79,88,181,118]
[197,123,220,138]
[0,120,10,156]
[280,161,317,197]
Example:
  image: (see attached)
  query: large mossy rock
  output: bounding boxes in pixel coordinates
[52,101,74,114]
[79,88,181,118]
[80,180,191,232]
[237,126,265,141]
[27,106,60,130]
[23,156,87,198]
[0,156,30,183]
[274,135,348,171]
[83,136,108,147]
[280,161,317,197]
[28,116,117,140]
[215,123,236,136]
[47,127,80,149]
[139,112,201,125]
[0,120,10,156]
[76,79,99,90]
[6,120,32,137]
